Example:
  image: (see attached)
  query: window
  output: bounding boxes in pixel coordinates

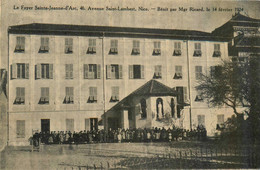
[109,40,118,54]
[87,39,96,54]
[65,38,73,54]
[217,114,224,129]
[132,40,140,55]
[195,91,203,102]
[176,87,187,104]
[64,87,74,104]
[36,64,53,79]
[88,87,97,103]
[153,41,161,55]
[90,118,98,131]
[84,64,101,79]
[11,63,29,79]
[39,87,49,104]
[197,115,205,127]
[14,37,25,53]
[129,65,144,79]
[110,86,119,102]
[153,65,162,79]
[65,64,73,79]
[66,119,74,132]
[173,42,181,56]
[106,64,122,79]
[193,43,202,57]
[195,66,202,80]
[140,99,147,119]
[173,66,182,79]
[14,87,25,105]
[85,118,98,131]
[39,37,49,53]
[210,66,222,78]
[213,44,221,57]
[16,120,25,138]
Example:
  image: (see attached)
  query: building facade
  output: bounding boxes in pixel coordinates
[8,22,235,145]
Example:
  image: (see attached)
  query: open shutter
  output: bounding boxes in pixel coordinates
[106,65,111,79]
[11,64,17,79]
[141,65,144,79]
[49,64,53,79]
[36,64,41,79]
[97,64,101,79]
[119,65,123,79]
[129,65,133,79]
[20,88,25,102]
[84,64,88,79]
[46,88,49,101]
[85,119,90,131]
[65,64,69,79]
[70,64,73,79]
[16,87,21,98]
[94,87,97,101]
[183,87,187,102]
[25,64,29,79]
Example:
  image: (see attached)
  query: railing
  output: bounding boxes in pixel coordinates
[56,146,259,169]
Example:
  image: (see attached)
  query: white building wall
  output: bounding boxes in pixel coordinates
[8,32,234,145]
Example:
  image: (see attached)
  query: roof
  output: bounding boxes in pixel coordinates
[8,23,229,41]
[230,13,260,22]
[106,79,178,112]
[212,13,260,37]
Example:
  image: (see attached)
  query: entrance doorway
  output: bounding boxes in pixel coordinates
[41,119,50,133]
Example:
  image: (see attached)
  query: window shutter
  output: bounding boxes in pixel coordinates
[21,37,25,50]
[16,87,21,98]
[94,87,97,101]
[16,120,25,138]
[11,64,17,79]
[70,87,74,97]
[183,87,187,102]
[106,65,111,79]
[36,64,41,79]
[97,64,101,79]
[46,88,49,101]
[115,87,119,100]
[65,87,69,97]
[119,65,123,79]
[84,64,89,79]
[85,119,90,131]
[49,64,53,79]
[65,64,69,79]
[25,64,29,79]
[129,65,133,79]
[70,64,73,78]
[20,87,25,98]
[198,43,201,50]
[141,65,144,79]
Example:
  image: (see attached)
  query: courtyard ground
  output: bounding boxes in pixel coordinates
[0,140,259,169]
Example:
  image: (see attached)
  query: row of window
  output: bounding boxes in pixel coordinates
[14,85,204,105]
[12,63,215,80]
[14,36,222,57]
[14,86,119,105]
[16,118,98,138]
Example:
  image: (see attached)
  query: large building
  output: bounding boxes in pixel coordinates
[8,13,258,146]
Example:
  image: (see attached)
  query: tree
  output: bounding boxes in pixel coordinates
[196,55,260,142]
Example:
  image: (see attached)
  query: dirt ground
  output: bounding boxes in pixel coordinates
[0,141,258,169]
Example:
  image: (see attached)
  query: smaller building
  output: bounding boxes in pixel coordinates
[104,80,187,131]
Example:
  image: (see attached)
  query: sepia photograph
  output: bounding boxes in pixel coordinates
[0,0,260,169]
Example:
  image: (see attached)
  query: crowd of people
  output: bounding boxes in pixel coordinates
[31,126,207,146]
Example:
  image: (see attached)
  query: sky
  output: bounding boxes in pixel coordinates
[1,0,260,68]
